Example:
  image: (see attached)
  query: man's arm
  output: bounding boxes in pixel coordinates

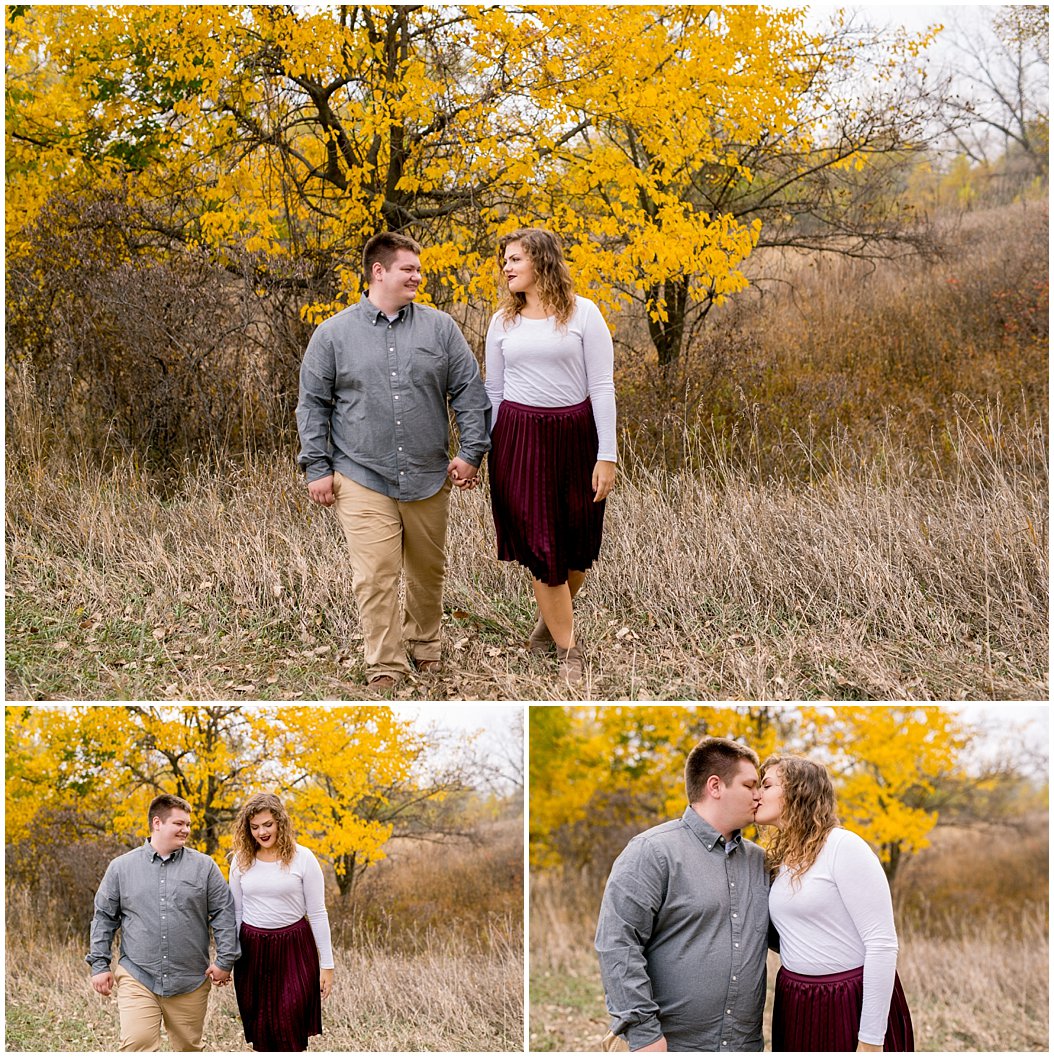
[295,328,336,488]
[86,862,122,994]
[443,318,491,472]
[595,839,667,1051]
[204,859,239,979]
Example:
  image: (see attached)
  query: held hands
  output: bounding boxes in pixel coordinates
[307,474,336,506]
[320,967,334,1000]
[205,964,232,987]
[447,457,479,491]
[592,460,616,502]
[91,970,115,997]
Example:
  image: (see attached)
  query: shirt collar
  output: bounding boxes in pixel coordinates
[144,840,184,863]
[360,293,412,326]
[682,805,743,855]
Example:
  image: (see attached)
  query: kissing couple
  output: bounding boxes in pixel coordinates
[596,736,915,1052]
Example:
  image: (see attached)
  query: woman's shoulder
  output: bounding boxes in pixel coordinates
[825,826,882,866]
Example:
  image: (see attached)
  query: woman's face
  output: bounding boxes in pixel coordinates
[754,766,785,828]
[503,241,537,295]
[249,809,277,850]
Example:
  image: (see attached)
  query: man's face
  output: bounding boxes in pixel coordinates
[720,760,761,830]
[372,249,422,307]
[151,809,191,854]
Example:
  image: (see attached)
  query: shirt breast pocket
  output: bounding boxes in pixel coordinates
[173,881,205,912]
[411,348,446,390]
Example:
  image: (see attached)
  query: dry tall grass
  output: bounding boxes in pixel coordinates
[5,399,1046,700]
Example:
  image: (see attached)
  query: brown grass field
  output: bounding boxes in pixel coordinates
[5,202,1047,701]
[5,819,524,1052]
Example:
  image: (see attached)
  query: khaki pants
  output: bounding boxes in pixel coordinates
[332,472,450,680]
[114,965,210,1052]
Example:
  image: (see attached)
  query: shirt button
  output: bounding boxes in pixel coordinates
[391,372,396,376]
[398,447,403,451]
[733,913,738,918]
[396,420,401,425]
[730,882,735,887]
[726,1009,732,1014]
[394,395,399,400]
[400,471,404,476]
[735,943,740,948]
[732,976,737,981]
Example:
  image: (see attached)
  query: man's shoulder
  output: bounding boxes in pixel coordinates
[627,816,691,849]
[313,301,362,334]
[107,844,148,869]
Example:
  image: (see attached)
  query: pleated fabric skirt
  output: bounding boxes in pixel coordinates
[489,397,605,586]
[772,965,914,1052]
[234,918,322,1052]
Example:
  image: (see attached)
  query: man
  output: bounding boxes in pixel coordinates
[595,737,769,1052]
[86,794,239,1052]
[296,231,491,689]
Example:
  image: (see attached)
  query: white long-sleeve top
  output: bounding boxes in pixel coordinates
[229,844,334,970]
[484,296,617,462]
[769,827,899,1046]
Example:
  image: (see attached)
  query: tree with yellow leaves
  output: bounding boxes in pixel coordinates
[5,705,470,897]
[529,705,977,887]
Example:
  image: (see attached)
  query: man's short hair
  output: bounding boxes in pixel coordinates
[362,231,422,285]
[684,737,760,803]
[147,793,192,832]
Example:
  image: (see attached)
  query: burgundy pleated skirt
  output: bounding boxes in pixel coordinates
[489,397,605,586]
[772,965,914,1052]
[234,918,322,1052]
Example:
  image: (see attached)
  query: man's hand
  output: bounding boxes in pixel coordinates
[447,457,479,490]
[308,474,336,506]
[856,1044,883,1053]
[320,967,334,1000]
[592,460,616,502]
[205,964,231,987]
[637,1037,668,1052]
[91,971,115,997]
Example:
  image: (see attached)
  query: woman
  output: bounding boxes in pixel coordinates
[755,755,914,1053]
[483,227,617,683]
[228,793,334,1052]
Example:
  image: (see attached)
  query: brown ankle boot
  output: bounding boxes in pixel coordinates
[527,616,555,653]
[556,643,584,683]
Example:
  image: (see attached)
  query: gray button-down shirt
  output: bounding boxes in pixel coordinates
[296,296,491,501]
[595,807,770,1052]
[86,842,239,997]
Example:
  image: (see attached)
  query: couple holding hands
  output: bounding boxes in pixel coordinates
[296,227,617,689]
[88,793,330,1052]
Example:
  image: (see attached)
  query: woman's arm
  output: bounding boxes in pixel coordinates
[831,832,899,1048]
[483,313,506,428]
[300,848,335,971]
[579,299,617,464]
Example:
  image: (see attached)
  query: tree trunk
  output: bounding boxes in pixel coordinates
[646,276,690,368]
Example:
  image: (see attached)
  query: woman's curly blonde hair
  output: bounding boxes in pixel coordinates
[230,792,297,873]
[498,227,577,328]
[759,755,840,883]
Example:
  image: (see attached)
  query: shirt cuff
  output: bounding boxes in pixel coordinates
[625,1017,664,1051]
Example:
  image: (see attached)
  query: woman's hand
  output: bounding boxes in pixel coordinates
[320,967,334,1000]
[856,1043,882,1052]
[592,460,616,502]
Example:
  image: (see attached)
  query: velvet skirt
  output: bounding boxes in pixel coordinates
[772,965,914,1052]
[489,397,605,586]
[234,918,322,1052]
